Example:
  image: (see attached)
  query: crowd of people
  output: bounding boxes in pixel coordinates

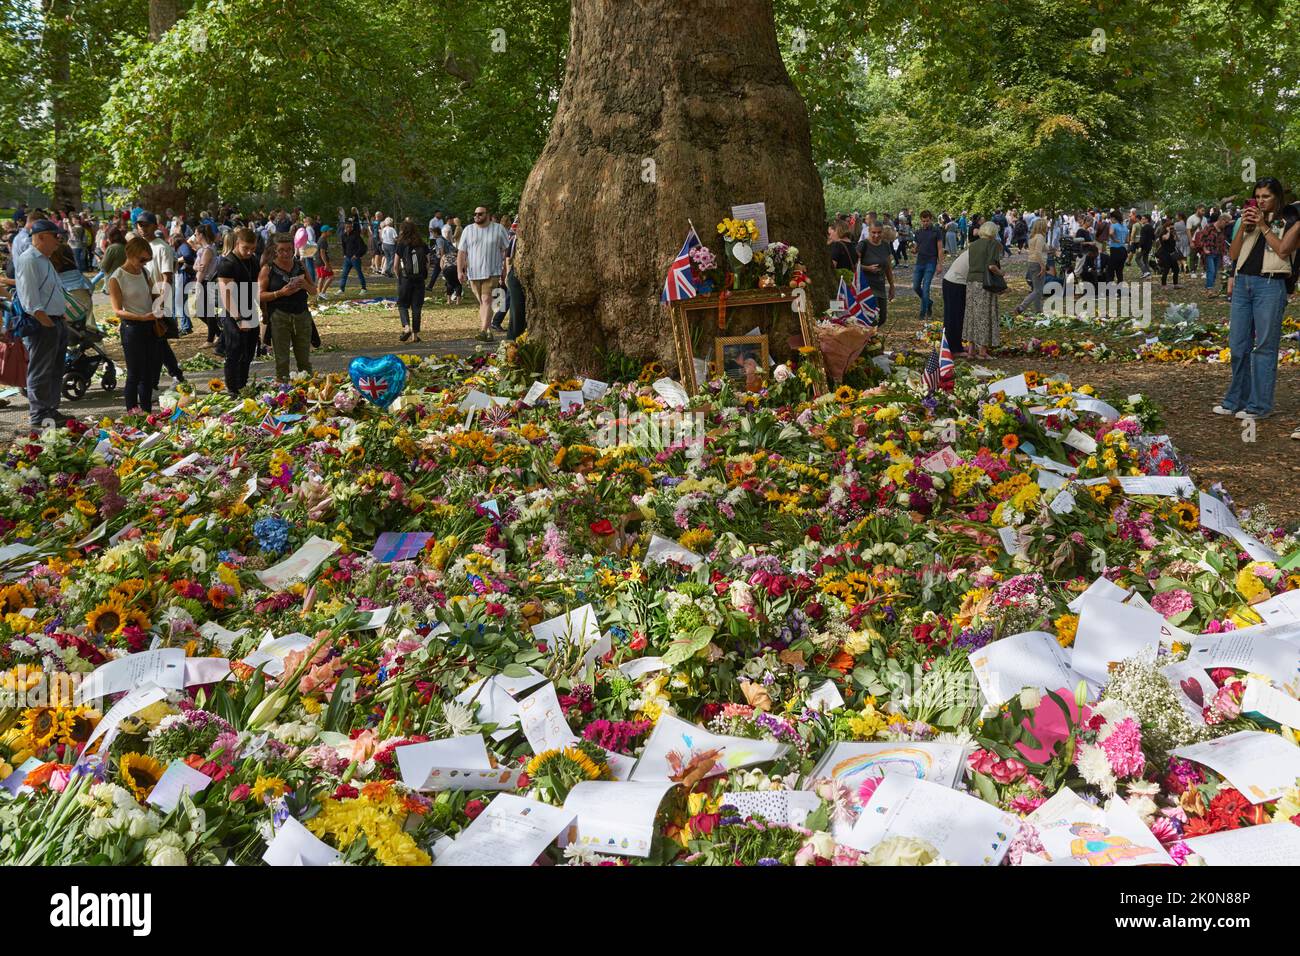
[1,200,525,430]
[829,181,1300,433]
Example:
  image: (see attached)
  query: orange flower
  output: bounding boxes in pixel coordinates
[1002,434,1020,451]
[828,651,855,674]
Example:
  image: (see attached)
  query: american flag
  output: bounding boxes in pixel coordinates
[923,331,956,394]
[844,263,881,325]
[661,228,702,303]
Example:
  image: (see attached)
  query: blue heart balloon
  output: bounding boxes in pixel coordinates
[349,354,408,409]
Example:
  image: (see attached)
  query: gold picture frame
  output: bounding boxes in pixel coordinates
[715,335,770,388]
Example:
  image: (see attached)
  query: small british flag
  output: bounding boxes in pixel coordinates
[357,376,389,402]
[661,228,702,303]
[258,415,288,437]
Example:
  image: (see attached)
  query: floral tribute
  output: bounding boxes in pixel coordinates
[1,344,1298,867]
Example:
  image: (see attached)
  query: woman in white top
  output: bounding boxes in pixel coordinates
[381,218,398,276]
[108,235,163,413]
[941,248,969,356]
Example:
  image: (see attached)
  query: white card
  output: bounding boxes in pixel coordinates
[631,714,788,781]
[147,759,213,812]
[558,390,585,413]
[806,681,845,713]
[1066,575,1131,613]
[1241,677,1300,728]
[562,780,675,858]
[531,605,600,651]
[618,657,671,680]
[651,378,690,409]
[921,446,961,473]
[1049,489,1076,514]
[521,381,548,406]
[1027,453,1077,476]
[1117,476,1195,497]
[805,741,968,820]
[394,734,524,792]
[1183,822,1300,865]
[1161,659,1215,724]
[353,606,393,631]
[968,631,1080,706]
[517,682,578,754]
[1029,788,1172,866]
[1186,632,1300,693]
[263,816,341,866]
[75,649,187,704]
[1063,428,1098,454]
[1072,596,1185,684]
[454,668,546,741]
[76,684,170,764]
[161,452,201,477]
[843,775,1020,865]
[721,789,821,827]
[255,535,340,590]
[434,793,574,866]
[1173,730,1300,803]
[988,373,1030,397]
[580,379,610,402]
[1073,397,1120,421]
[997,526,1029,558]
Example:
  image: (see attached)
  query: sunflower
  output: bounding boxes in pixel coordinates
[18,707,60,748]
[1172,502,1199,531]
[85,598,129,636]
[834,385,857,403]
[110,578,148,602]
[59,706,99,746]
[40,507,60,522]
[0,583,34,613]
[74,499,98,516]
[207,378,225,392]
[118,752,165,801]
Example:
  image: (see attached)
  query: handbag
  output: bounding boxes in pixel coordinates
[0,332,28,388]
[983,265,1008,294]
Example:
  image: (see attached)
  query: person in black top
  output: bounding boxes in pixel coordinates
[339,221,368,293]
[1154,220,1181,286]
[911,210,944,320]
[259,233,314,382]
[855,222,895,326]
[215,228,262,393]
[393,220,428,342]
[1136,214,1155,279]
[828,221,857,273]
[1214,177,1300,424]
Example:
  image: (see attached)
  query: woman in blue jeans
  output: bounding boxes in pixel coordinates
[107,236,163,412]
[1211,177,1300,425]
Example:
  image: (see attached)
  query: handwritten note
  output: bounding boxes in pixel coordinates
[562,781,676,858]
[434,793,574,866]
[1173,730,1300,804]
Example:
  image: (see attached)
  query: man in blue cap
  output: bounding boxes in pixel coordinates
[14,219,67,429]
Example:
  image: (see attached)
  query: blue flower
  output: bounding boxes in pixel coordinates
[252,516,290,556]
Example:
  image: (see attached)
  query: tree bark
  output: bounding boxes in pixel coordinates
[516,0,831,378]
[138,0,187,213]
[44,0,81,210]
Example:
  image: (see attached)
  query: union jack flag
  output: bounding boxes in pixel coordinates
[357,376,389,401]
[844,263,880,325]
[661,228,701,303]
[259,415,288,437]
[922,330,956,394]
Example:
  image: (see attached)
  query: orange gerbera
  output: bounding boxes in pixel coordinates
[1002,434,1020,451]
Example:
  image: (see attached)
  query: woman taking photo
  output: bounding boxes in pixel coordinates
[393,220,428,342]
[1209,177,1300,425]
[91,226,126,292]
[107,236,162,413]
[259,234,315,383]
[963,220,1005,359]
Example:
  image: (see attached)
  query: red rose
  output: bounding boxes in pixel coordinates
[464,799,486,820]
[589,519,616,536]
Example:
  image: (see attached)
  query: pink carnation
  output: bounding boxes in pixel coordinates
[1100,717,1145,778]
[1149,588,1193,620]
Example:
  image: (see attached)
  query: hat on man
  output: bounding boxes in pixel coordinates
[137,211,158,225]
[29,219,59,235]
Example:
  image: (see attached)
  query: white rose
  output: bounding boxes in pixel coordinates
[773,364,791,382]
[810,830,837,858]
[1019,688,1042,710]
[149,846,188,867]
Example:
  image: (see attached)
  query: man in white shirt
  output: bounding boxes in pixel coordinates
[457,205,510,341]
[428,211,444,241]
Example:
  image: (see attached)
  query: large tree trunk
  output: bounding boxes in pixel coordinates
[44,0,81,210]
[516,0,831,378]
[138,0,188,213]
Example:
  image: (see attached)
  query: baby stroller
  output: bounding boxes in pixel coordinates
[62,288,116,400]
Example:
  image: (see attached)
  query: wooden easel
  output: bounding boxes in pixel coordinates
[669,288,823,395]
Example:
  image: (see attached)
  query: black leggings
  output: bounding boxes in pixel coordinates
[398,277,426,333]
[1159,259,1181,286]
[441,264,462,299]
[223,320,259,393]
[120,321,160,411]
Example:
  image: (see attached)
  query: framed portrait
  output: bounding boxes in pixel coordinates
[715,335,769,387]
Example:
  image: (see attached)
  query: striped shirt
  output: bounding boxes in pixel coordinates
[459,222,510,281]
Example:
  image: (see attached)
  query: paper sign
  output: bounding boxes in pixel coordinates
[395,734,524,792]
[1186,632,1300,692]
[1027,453,1077,476]
[558,390,584,413]
[531,605,600,651]
[969,631,1080,706]
[580,379,610,402]
[921,446,961,473]
[998,526,1029,558]
[1073,596,1184,684]
[75,649,186,704]
[1037,469,1067,492]
[457,390,509,412]
[1241,677,1300,728]
[1029,788,1172,866]
[1199,492,1281,562]
[721,789,821,827]
[147,760,213,812]
[256,535,340,590]
[563,781,675,858]
[730,202,769,251]
[521,381,548,406]
[353,606,393,631]
[987,374,1030,398]
[517,682,579,754]
[1063,429,1098,454]
[1049,490,1076,515]
[1117,476,1195,497]
[806,681,845,713]
[631,714,788,781]
[263,816,341,867]
[1247,589,1300,628]
[651,378,689,409]
[1173,730,1300,804]
[805,741,968,818]
[843,775,1021,865]
[434,793,574,866]
[161,452,201,477]
[76,684,169,763]
[1073,397,1120,421]
[581,631,613,672]
[644,534,703,568]
[1183,822,1300,866]
[241,632,315,678]
[199,621,247,652]
[1066,575,1131,614]
[455,668,547,741]
[1160,660,1214,724]
[618,657,671,680]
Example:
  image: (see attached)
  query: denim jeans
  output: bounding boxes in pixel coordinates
[912,260,937,317]
[1016,261,1045,314]
[173,278,192,334]
[383,243,396,275]
[120,319,161,411]
[303,257,317,284]
[339,256,367,291]
[1222,274,1288,416]
[22,317,69,428]
[1204,254,1221,290]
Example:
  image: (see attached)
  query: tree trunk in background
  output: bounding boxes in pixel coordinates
[138,0,187,213]
[44,0,81,210]
[516,0,830,378]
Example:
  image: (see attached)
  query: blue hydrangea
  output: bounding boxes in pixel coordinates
[252,516,290,556]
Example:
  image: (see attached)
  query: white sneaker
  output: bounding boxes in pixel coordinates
[1240,410,1273,421]
[1212,404,1237,416]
